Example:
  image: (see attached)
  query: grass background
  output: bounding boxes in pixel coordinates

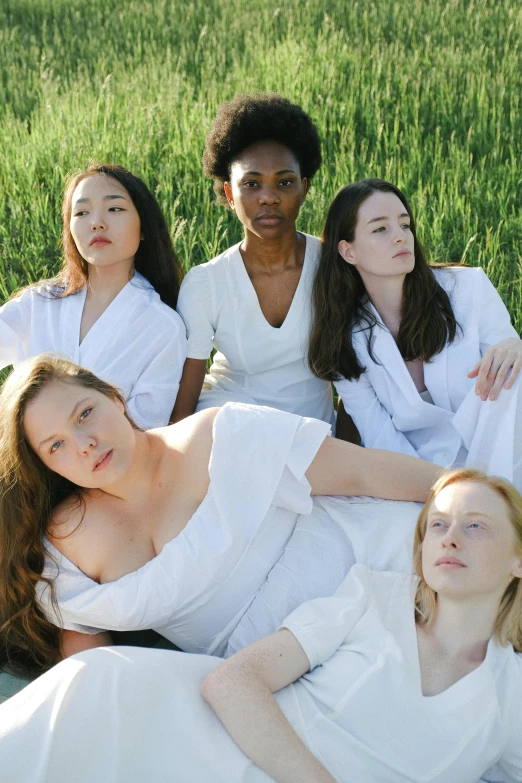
[0,0,521,327]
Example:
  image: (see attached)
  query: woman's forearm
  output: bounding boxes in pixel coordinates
[201,668,336,783]
[169,358,207,423]
[307,435,441,502]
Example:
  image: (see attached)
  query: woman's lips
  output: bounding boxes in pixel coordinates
[256,214,283,225]
[90,237,112,247]
[93,450,113,471]
[393,250,412,258]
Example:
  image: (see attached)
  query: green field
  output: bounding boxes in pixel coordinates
[1,0,521,328]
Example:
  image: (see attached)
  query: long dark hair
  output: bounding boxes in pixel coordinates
[15,163,183,310]
[0,355,136,676]
[309,179,460,381]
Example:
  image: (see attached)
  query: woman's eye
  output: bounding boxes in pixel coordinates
[430,519,446,528]
[79,407,92,421]
[50,441,62,454]
[243,180,259,188]
[372,226,386,233]
[467,522,482,529]
[109,206,124,212]
[279,179,294,187]
[73,210,88,217]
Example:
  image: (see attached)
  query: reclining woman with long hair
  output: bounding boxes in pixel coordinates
[0,162,187,429]
[1,469,521,783]
[0,354,439,678]
[309,178,522,487]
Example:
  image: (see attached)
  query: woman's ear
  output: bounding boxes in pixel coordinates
[300,177,308,202]
[338,240,355,265]
[511,558,522,579]
[223,181,235,210]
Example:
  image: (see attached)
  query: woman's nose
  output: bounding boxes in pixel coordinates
[442,525,461,549]
[259,185,280,205]
[75,434,96,455]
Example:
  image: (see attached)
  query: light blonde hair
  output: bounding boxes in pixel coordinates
[413,468,522,651]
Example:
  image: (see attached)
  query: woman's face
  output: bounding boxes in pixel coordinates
[224,140,307,240]
[338,190,415,285]
[23,380,136,489]
[422,481,522,601]
[69,174,141,273]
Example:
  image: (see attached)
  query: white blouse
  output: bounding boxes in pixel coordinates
[0,272,187,429]
[2,567,520,783]
[281,565,522,783]
[176,234,334,424]
[334,267,520,482]
[37,403,331,656]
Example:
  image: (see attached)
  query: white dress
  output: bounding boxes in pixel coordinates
[37,403,421,656]
[176,234,335,424]
[334,267,521,485]
[0,272,187,429]
[1,567,520,783]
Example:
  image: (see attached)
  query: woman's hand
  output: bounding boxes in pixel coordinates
[468,337,522,401]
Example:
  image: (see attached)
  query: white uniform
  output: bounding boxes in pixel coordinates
[0,272,187,428]
[36,404,419,656]
[334,267,521,484]
[176,234,335,424]
[1,567,520,783]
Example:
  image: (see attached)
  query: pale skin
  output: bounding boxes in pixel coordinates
[171,140,315,424]
[337,190,522,399]
[201,480,522,783]
[69,173,142,343]
[24,379,443,656]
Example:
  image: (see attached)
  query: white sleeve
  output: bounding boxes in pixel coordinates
[176,265,215,360]
[0,292,32,369]
[478,655,522,783]
[473,268,519,351]
[126,310,188,429]
[280,564,373,670]
[334,374,420,456]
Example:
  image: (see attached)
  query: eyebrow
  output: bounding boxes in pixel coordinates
[38,398,91,450]
[366,212,410,225]
[242,169,297,176]
[428,510,494,521]
[73,194,127,205]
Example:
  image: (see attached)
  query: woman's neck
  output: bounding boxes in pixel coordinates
[240,229,304,272]
[361,274,405,339]
[86,261,134,302]
[422,593,498,662]
[100,430,163,506]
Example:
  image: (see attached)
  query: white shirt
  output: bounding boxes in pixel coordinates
[37,403,331,656]
[0,272,187,428]
[176,234,334,424]
[335,267,520,481]
[281,565,522,783]
[2,567,520,782]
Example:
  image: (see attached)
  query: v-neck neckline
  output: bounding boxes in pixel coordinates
[235,232,309,332]
[75,272,139,350]
[408,599,495,705]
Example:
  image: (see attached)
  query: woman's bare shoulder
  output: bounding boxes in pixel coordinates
[47,490,115,573]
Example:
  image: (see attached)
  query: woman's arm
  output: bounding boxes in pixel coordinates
[201,629,336,783]
[306,434,441,502]
[169,358,208,423]
[60,629,113,659]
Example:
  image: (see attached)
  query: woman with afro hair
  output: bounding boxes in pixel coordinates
[172,93,336,426]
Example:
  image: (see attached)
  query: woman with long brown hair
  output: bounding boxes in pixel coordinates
[0,354,440,678]
[309,178,522,488]
[0,163,187,429]
[2,469,522,783]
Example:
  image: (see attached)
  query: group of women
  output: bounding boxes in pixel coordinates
[0,92,521,782]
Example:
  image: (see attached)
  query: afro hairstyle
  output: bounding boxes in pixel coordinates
[202,93,322,205]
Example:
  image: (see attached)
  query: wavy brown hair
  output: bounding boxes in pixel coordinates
[308,179,460,381]
[0,355,134,676]
[14,163,183,309]
[413,468,522,652]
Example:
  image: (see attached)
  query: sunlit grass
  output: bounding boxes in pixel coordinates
[1,0,521,327]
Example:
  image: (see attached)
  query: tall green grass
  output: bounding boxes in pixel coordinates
[1,0,521,327]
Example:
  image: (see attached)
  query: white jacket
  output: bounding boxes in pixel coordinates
[335,267,520,479]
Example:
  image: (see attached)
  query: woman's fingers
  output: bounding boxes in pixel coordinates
[503,356,522,390]
[487,357,515,400]
[474,349,495,398]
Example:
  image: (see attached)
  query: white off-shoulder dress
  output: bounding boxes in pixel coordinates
[2,567,521,783]
[0,272,187,429]
[176,234,335,424]
[37,403,421,655]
